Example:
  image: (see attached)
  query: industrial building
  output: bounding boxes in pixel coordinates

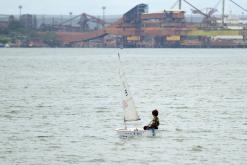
[50,1,247,48]
[1,0,247,48]
[20,14,37,29]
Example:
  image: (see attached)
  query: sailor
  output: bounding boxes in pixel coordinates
[143,109,159,130]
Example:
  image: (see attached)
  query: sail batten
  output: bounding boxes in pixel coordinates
[119,53,140,122]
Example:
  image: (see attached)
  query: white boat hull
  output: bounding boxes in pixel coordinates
[115,127,158,138]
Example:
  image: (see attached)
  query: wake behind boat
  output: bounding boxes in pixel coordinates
[115,53,158,138]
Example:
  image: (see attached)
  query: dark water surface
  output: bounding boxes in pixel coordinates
[0,48,247,165]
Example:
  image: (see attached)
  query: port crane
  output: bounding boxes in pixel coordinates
[39,13,105,32]
[58,13,106,32]
[183,0,217,26]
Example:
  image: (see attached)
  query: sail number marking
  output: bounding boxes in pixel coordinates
[124,89,128,96]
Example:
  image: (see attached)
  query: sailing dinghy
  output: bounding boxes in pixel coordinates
[115,53,158,138]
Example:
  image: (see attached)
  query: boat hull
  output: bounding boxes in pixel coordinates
[115,127,158,138]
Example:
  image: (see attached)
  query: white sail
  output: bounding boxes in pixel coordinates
[115,53,159,138]
[118,54,140,122]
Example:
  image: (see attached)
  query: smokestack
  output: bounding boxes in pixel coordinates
[179,0,182,10]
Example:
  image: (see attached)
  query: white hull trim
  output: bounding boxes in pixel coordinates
[115,127,158,138]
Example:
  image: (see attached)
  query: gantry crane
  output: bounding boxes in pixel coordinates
[58,13,106,32]
[183,0,218,27]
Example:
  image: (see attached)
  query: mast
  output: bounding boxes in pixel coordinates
[222,0,225,27]
[179,0,182,10]
[118,52,140,127]
[124,120,127,129]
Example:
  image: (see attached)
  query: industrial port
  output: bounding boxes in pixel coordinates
[0,0,247,48]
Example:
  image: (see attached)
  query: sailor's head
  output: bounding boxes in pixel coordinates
[152,109,158,117]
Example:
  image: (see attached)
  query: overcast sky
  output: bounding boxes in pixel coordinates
[1,0,247,15]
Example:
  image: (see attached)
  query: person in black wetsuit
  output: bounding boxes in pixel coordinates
[143,109,159,130]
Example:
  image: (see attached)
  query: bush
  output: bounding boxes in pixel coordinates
[0,36,11,44]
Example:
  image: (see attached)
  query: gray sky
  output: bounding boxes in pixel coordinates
[1,0,247,15]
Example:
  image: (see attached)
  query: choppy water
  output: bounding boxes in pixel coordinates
[0,48,247,165]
